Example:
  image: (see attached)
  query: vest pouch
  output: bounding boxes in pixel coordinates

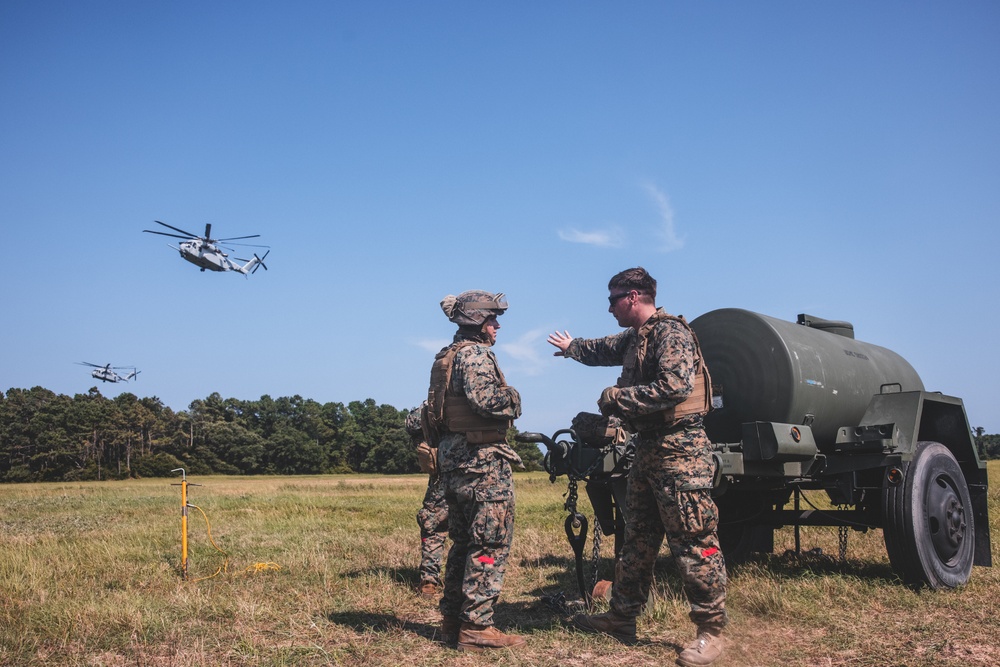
[465,428,508,445]
[443,395,511,444]
[416,441,437,475]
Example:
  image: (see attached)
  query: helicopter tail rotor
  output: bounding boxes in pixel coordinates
[251,250,269,274]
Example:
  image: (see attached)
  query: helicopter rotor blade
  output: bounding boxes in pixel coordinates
[222,241,269,248]
[217,234,261,242]
[77,362,101,368]
[205,223,212,241]
[144,230,193,240]
[152,220,201,239]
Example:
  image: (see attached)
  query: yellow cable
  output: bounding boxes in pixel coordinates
[186,504,282,582]
[245,562,283,574]
[188,503,229,582]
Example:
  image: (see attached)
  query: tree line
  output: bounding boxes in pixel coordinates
[974,428,1000,461]
[0,386,544,483]
[2,386,995,484]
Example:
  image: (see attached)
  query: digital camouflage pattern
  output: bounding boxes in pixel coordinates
[436,339,522,475]
[432,332,522,626]
[406,404,449,587]
[417,476,449,586]
[439,456,516,625]
[611,424,727,627]
[565,309,701,430]
[404,406,424,439]
[564,308,727,629]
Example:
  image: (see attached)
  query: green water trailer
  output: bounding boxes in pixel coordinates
[521,309,991,590]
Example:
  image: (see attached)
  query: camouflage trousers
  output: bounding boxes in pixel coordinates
[610,426,728,629]
[417,474,449,586]
[439,456,515,626]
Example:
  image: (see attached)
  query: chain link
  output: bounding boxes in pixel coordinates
[564,478,579,515]
[590,519,603,595]
[837,504,849,561]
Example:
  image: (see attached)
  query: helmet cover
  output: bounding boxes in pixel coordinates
[440,290,508,326]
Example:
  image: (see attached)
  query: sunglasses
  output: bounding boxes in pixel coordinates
[608,291,640,306]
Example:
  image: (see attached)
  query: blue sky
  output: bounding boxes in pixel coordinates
[2,1,999,436]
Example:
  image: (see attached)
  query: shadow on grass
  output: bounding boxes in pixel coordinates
[326,603,683,653]
[339,564,424,587]
[326,610,443,642]
[732,549,900,585]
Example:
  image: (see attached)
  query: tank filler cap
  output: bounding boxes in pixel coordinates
[797,314,855,339]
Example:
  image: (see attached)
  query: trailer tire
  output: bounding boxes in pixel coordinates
[882,441,975,589]
[715,491,774,566]
[719,522,774,566]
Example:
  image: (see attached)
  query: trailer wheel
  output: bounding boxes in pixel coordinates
[715,492,774,566]
[882,441,975,589]
[719,522,774,566]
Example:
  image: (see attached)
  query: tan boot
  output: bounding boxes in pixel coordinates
[417,580,439,599]
[571,610,637,644]
[676,628,724,667]
[456,622,526,652]
[439,615,461,645]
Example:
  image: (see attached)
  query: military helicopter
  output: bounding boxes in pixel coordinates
[143,221,270,275]
[77,362,140,383]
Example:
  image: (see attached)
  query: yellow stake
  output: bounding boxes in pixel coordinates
[172,468,189,580]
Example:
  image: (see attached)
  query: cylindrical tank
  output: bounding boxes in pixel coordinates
[690,308,924,445]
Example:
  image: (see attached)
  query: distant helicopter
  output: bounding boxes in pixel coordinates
[143,221,270,275]
[77,362,140,383]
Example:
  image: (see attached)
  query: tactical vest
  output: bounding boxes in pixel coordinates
[628,313,713,429]
[423,341,511,445]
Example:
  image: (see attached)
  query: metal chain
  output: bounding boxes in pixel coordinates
[564,478,579,515]
[561,443,618,604]
[837,504,849,561]
[590,518,603,595]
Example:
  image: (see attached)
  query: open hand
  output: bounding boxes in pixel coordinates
[547,330,573,356]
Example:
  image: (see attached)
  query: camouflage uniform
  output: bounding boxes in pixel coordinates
[405,406,449,588]
[435,333,523,626]
[564,308,727,629]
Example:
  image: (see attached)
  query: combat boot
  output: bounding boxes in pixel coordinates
[571,610,637,644]
[676,627,724,667]
[456,622,526,652]
[417,580,439,598]
[439,615,461,645]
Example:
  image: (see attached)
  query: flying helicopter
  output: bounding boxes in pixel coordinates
[77,362,140,383]
[143,221,269,275]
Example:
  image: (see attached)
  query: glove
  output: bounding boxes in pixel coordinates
[598,386,622,418]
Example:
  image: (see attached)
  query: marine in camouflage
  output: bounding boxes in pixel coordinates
[406,404,449,588]
[433,329,522,627]
[417,477,449,587]
[565,309,702,426]
[564,308,728,630]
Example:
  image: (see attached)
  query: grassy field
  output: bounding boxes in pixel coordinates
[1,466,998,667]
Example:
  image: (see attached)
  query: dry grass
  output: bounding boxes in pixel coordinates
[0,465,997,666]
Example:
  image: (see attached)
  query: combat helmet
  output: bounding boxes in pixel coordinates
[440,290,508,326]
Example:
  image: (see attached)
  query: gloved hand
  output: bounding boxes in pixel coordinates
[598,386,622,418]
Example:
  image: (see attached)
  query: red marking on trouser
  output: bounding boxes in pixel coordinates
[702,547,719,558]
[478,555,495,565]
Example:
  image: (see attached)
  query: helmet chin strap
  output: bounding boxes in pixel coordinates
[456,325,492,345]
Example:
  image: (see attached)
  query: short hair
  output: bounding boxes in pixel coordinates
[608,267,656,301]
